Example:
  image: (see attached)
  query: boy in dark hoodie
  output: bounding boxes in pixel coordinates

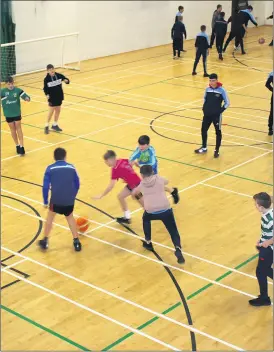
[192,25,210,77]
[43,64,70,134]
[171,16,187,58]
[194,73,229,158]
[214,12,227,60]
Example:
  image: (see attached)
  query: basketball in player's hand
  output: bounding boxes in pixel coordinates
[258,38,265,44]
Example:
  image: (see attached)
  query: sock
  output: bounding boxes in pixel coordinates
[45,123,49,127]
[16,144,19,147]
[20,145,23,148]
[124,210,131,219]
[52,122,58,126]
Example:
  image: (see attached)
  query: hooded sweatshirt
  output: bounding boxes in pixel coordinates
[203,82,230,116]
[140,175,170,213]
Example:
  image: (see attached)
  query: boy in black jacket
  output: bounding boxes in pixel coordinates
[266,72,273,136]
[43,64,70,134]
[214,12,227,60]
[192,25,210,77]
[171,16,187,58]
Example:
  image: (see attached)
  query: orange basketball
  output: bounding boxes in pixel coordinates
[258,37,265,44]
[76,217,89,233]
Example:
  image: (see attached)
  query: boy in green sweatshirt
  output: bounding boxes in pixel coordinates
[1,76,30,155]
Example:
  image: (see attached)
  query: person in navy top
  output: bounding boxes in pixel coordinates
[192,25,210,77]
[213,12,227,60]
[195,73,230,158]
[265,72,273,135]
[38,148,82,252]
[171,16,187,58]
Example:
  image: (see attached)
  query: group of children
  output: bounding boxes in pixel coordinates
[40,135,185,264]
[172,4,259,76]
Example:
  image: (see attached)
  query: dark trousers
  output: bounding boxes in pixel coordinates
[173,38,183,57]
[235,27,246,47]
[269,94,273,131]
[202,114,222,151]
[223,31,244,53]
[210,29,215,47]
[143,209,181,249]
[256,247,273,298]
[216,34,225,54]
[193,49,208,74]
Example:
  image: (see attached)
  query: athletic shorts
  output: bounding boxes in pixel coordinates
[126,183,142,199]
[48,99,63,107]
[6,116,21,123]
[50,203,74,216]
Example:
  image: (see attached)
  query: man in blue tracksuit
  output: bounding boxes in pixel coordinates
[234,6,258,49]
[192,25,210,77]
[265,71,273,136]
[39,147,82,251]
[195,73,230,158]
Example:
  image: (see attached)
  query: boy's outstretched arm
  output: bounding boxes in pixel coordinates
[92,179,116,199]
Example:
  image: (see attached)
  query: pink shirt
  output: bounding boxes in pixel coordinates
[139,175,170,213]
[111,159,141,189]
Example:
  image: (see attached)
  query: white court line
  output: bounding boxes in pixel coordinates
[1,203,260,301]
[1,117,144,162]
[3,268,180,352]
[3,188,269,284]
[1,258,27,273]
[1,246,245,351]
[1,130,53,145]
[202,183,253,198]
[25,95,273,151]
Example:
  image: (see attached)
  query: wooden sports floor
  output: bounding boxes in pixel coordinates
[1,26,273,351]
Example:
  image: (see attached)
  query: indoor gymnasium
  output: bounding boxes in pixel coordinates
[1,0,273,351]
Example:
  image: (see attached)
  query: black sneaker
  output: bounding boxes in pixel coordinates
[192,72,197,76]
[175,248,185,264]
[249,296,271,307]
[195,147,207,154]
[219,53,223,60]
[116,217,131,225]
[38,237,48,250]
[44,126,49,134]
[52,125,63,132]
[214,150,220,158]
[19,146,25,156]
[143,241,154,251]
[269,41,273,46]
[242,51,246,55]
[73,238,82,252]
[203,73,210,77]
[16,145,20,154]
[171,187,179,204]
[268,130,273,136]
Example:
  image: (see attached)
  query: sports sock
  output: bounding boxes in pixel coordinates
[52,122,58,126]
[45,123,49,127]
[124,210,131,219]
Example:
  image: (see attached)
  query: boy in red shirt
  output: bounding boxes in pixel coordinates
[93,150,144,224]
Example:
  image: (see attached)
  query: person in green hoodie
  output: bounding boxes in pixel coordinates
[1,76,30,156]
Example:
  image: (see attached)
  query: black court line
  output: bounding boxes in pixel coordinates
[1,195,43,263]
[1,175,197,351]
[150,106,272,147]
[1,279,21,290]
[1,262,29,278]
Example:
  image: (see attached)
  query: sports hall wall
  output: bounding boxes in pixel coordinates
[11,1,272,70]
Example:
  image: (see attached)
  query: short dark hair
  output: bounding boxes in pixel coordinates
[46,64,54,70]
[253,192,272,209]
[217,4,222,9]
[247,5,253,11]
[209,73,218,80]
[138,135,150,145]
[54,147,66,161]
[103,150,116,160]
[201,25,206,32]
[178,6,184,11]
[220,11,225,17]
[140,165,153,177]
[5,76,14,83]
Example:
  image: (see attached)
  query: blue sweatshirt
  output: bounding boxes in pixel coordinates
[43,160,80,206]
[203,82,230,116]
[129,146,158,173]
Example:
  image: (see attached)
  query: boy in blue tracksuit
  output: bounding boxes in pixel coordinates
[39,147,82,251]
[129,135,179,204]
[192,25,210,77]
[195,73,230,158]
